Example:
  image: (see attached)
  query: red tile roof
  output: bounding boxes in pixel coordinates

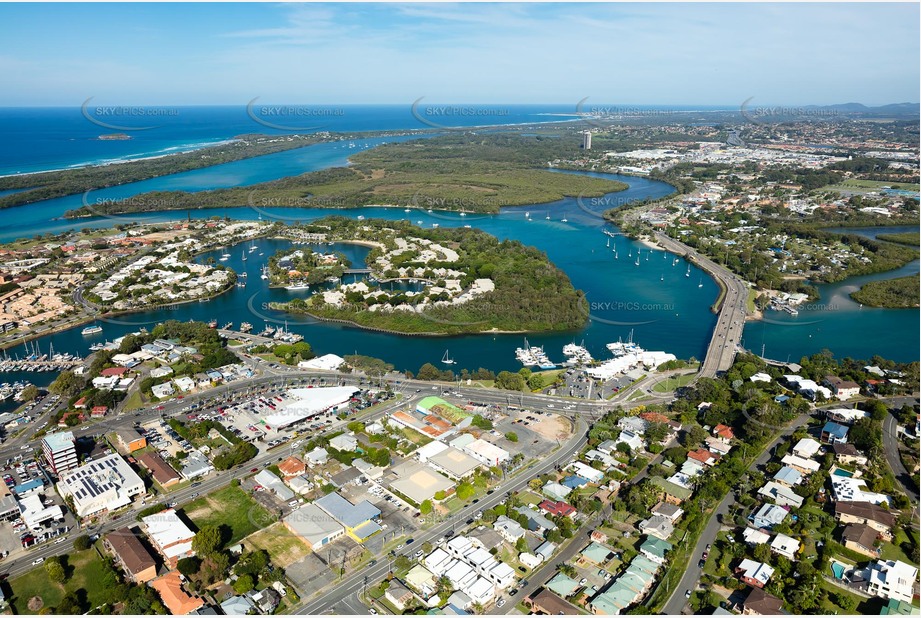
[538,499,576,517]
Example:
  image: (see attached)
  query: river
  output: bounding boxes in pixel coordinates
[0,143,916,396]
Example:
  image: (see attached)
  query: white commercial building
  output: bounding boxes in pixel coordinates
[263,386,359,428]
[461,439,509,467]
[142,508,196,566]
[56,454,145,517]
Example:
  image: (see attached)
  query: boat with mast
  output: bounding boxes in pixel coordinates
[441,350,455,365]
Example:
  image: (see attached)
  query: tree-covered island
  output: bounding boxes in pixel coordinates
[271,217,587,335]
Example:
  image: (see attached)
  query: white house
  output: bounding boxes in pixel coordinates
[865,560,918,603]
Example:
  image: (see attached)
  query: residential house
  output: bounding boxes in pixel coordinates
[648,476,692,505]
[742,527,771,546]
[652,502,684,522]
[792,438,821,459]
[742,588,784,615]
[833,444,868,467]
[494,515,526,543]
[525,589,581,615]
[638,514,674,540]
[824,376,861,400]
[735,559,774,589]
[781,453,821,475]
[616,430,645,453]
[639,536,672,565]
[865,560,918,604]
[385,580,415,611]
[538,500,576,518]
[329,433,358,452]
[150,571,204,615]
[138,452,181,488]
[749,504,788,530]
[821,422,849,445]
[713,423,735,443]
[105,527,158,583]
[772,466,803,487]
[835,501,896,539]
[769,533,800,560]
[277,456,306,478]
[842,523,881,558]
[758,481,804,509]
[515,506,557,534]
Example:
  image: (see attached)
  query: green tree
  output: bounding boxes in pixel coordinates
[233,573,256,594]
[394,555,412,572]
[177,556,202,577]
[505,432,519,443]
[456,482,475,501]
[682,425,709,447]
[420,500,433,515]
[192,524,225,556]
[18,384,39,402]
[45,558,66,584]
[416,363,441,381]
[49,370,84,397]
[515,537,529,553]
[72,535,91,551]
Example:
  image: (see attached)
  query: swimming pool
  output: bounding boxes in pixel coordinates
[833,468,855,478]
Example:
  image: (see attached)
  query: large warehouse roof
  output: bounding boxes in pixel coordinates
[262,386,358,427]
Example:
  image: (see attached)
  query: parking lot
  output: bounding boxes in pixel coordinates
[139,420,190,458]
[559,368,637,399]
[1,456,76,553]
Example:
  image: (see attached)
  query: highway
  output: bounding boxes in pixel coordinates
[654,232,749,378]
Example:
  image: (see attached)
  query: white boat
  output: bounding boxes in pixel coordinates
[219,255,229,262]
[242,250,247,262]
[357,215,365,221]
[698,277,703,288]
[685,265,690,277]
[460,212,467,217]
[404,208,411,213]
[441,350,455,365]
[561,218,568,222]
[81,325,102,335]
[261,265,269,280]
[285,283,310,291]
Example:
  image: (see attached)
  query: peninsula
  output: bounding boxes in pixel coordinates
[63,132,628,217]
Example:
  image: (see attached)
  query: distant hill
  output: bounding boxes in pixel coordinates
[804,102,919,116]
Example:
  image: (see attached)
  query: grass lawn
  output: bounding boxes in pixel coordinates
[121,389,146,411]
[400,427,433,447]
[245,522,311,568]
[182,484,272,545]
[517,490,543,506]
[9,549,110,614]
[651,373,696,393]
[881,526,920,566]
[819,579,884,614]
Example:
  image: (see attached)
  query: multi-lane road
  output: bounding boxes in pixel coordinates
[293,417,589,615]
[654,232,748,378]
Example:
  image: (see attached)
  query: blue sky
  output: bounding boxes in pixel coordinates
[0,2,917,106]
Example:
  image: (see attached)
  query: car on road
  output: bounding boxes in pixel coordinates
[368,609,377,615]
[190,493,199,498]
[685,589,692,598]
[579,578,587,585]
[496,598,505,608]
[31,557,44,565]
